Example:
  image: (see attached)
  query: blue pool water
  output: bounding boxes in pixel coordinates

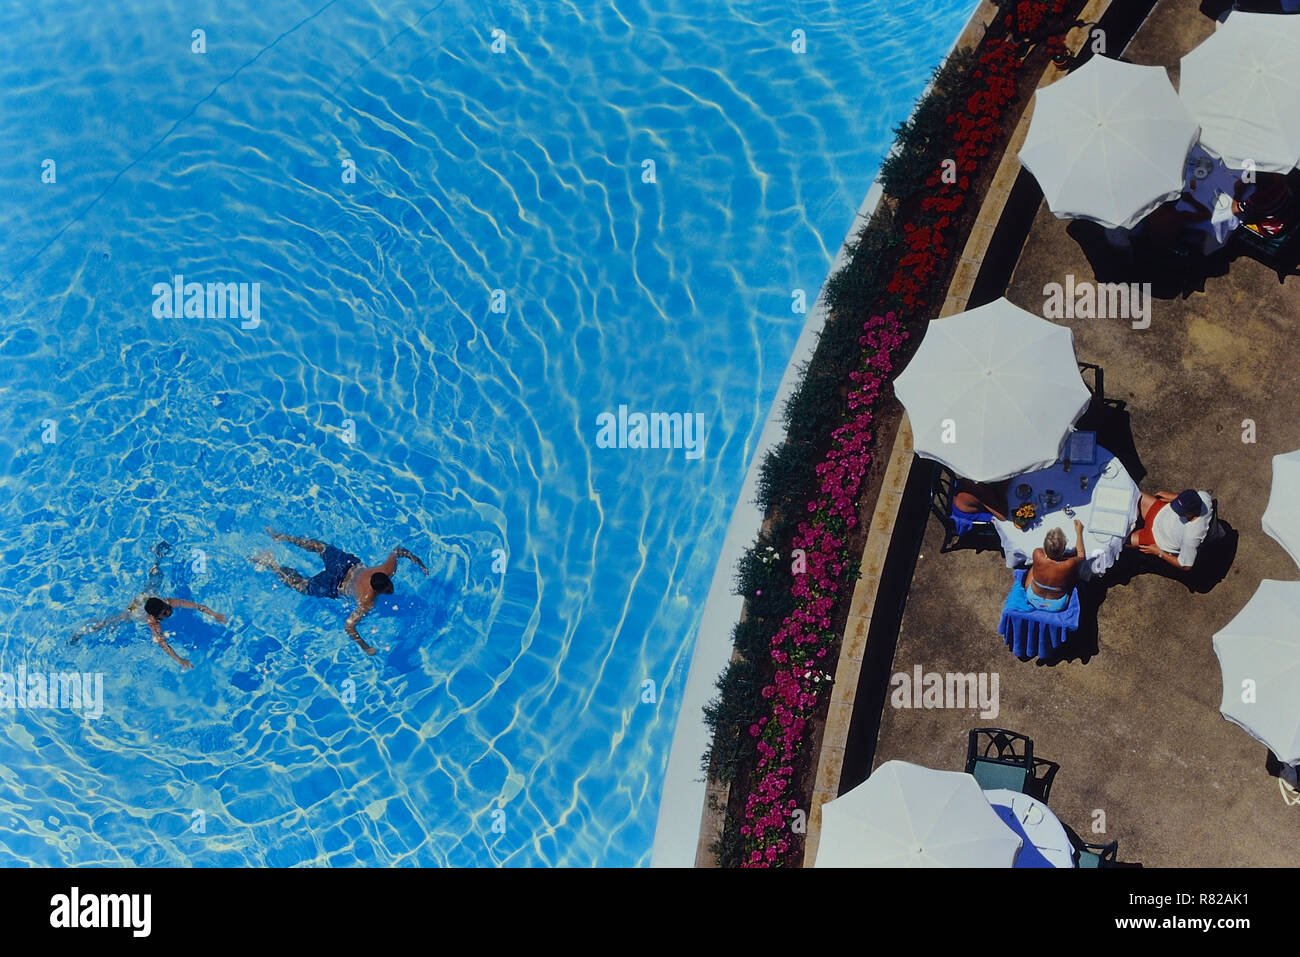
[0,0,974,865]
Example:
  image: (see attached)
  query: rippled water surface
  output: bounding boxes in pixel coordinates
[0,0,974,865]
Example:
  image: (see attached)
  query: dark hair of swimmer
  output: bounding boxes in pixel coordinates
[145,597,172,619]
[371,573,394,595]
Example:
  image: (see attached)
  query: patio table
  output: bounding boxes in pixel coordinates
[984,788,1076,869]
[993,437,1139,580]
[1176,145,1242,253]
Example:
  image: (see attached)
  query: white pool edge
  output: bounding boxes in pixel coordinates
[649,183,878,869]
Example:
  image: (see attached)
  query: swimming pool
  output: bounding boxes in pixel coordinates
[0,0,975,866]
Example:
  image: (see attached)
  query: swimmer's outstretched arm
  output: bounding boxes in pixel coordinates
[166,598,227,624]
[345,602,378,656]
[70,609,131,643]
[383,547,428,576]
[148,617,192,670]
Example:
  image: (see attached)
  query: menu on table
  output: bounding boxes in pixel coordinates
[1066,430,1096,466]
[1089,483,1134,538]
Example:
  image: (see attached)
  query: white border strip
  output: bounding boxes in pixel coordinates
[649,183,881,868]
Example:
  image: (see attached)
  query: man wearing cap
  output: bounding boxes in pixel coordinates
[1127,489,1215,570]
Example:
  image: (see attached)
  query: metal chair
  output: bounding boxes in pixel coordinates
[1077,361,1103,401]
[965,728,1034,793]
[1205,496,1227,546]
[1068,832,1119,869]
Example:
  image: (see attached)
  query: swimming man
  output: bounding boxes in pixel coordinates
[253,527,428,656]
[70,543,226,670]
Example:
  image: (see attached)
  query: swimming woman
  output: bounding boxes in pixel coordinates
[70,543,227,670]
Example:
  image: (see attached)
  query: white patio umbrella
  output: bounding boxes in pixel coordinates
[893,298,1091,483]
[1180,12,1300,173]
[1213,580,1300,763]
[1019,55,1199,229]
[814,760,1022,868]
[1261,449,1300,571]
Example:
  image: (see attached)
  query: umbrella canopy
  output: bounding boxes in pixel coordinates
[1213,580,1300,763]
[1180,12,1300,173]
[1019,55,1199,229]
[814,760,1021,868]
[1262,449,1300,571]
[893,298,1091,483]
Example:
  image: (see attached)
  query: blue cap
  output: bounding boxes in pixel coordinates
[1171,489,1202,518]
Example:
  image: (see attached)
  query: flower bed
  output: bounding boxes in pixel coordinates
[702,0,1085,867]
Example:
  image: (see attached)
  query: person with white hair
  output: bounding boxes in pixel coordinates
[1025,519,1086,612]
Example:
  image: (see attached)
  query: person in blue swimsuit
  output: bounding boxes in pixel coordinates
[254,527,428,655]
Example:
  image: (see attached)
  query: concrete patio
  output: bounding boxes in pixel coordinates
[870,0,1300,867]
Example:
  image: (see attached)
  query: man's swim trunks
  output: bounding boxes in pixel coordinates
[306,545,361,599]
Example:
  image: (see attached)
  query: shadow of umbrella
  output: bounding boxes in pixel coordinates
[1065,216,1234,301]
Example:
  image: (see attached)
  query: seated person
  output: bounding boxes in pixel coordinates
[1025,521,1086,612]
[1177,170,1293,251]
[1235,174,1294,237]
[953,478,1009,521]
[1127,488,1213,570]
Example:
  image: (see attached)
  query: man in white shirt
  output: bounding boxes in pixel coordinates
[1127,489,1214,570]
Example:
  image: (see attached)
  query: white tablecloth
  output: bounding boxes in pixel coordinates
[993,447,1139,579]
[984,788,1075,869]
